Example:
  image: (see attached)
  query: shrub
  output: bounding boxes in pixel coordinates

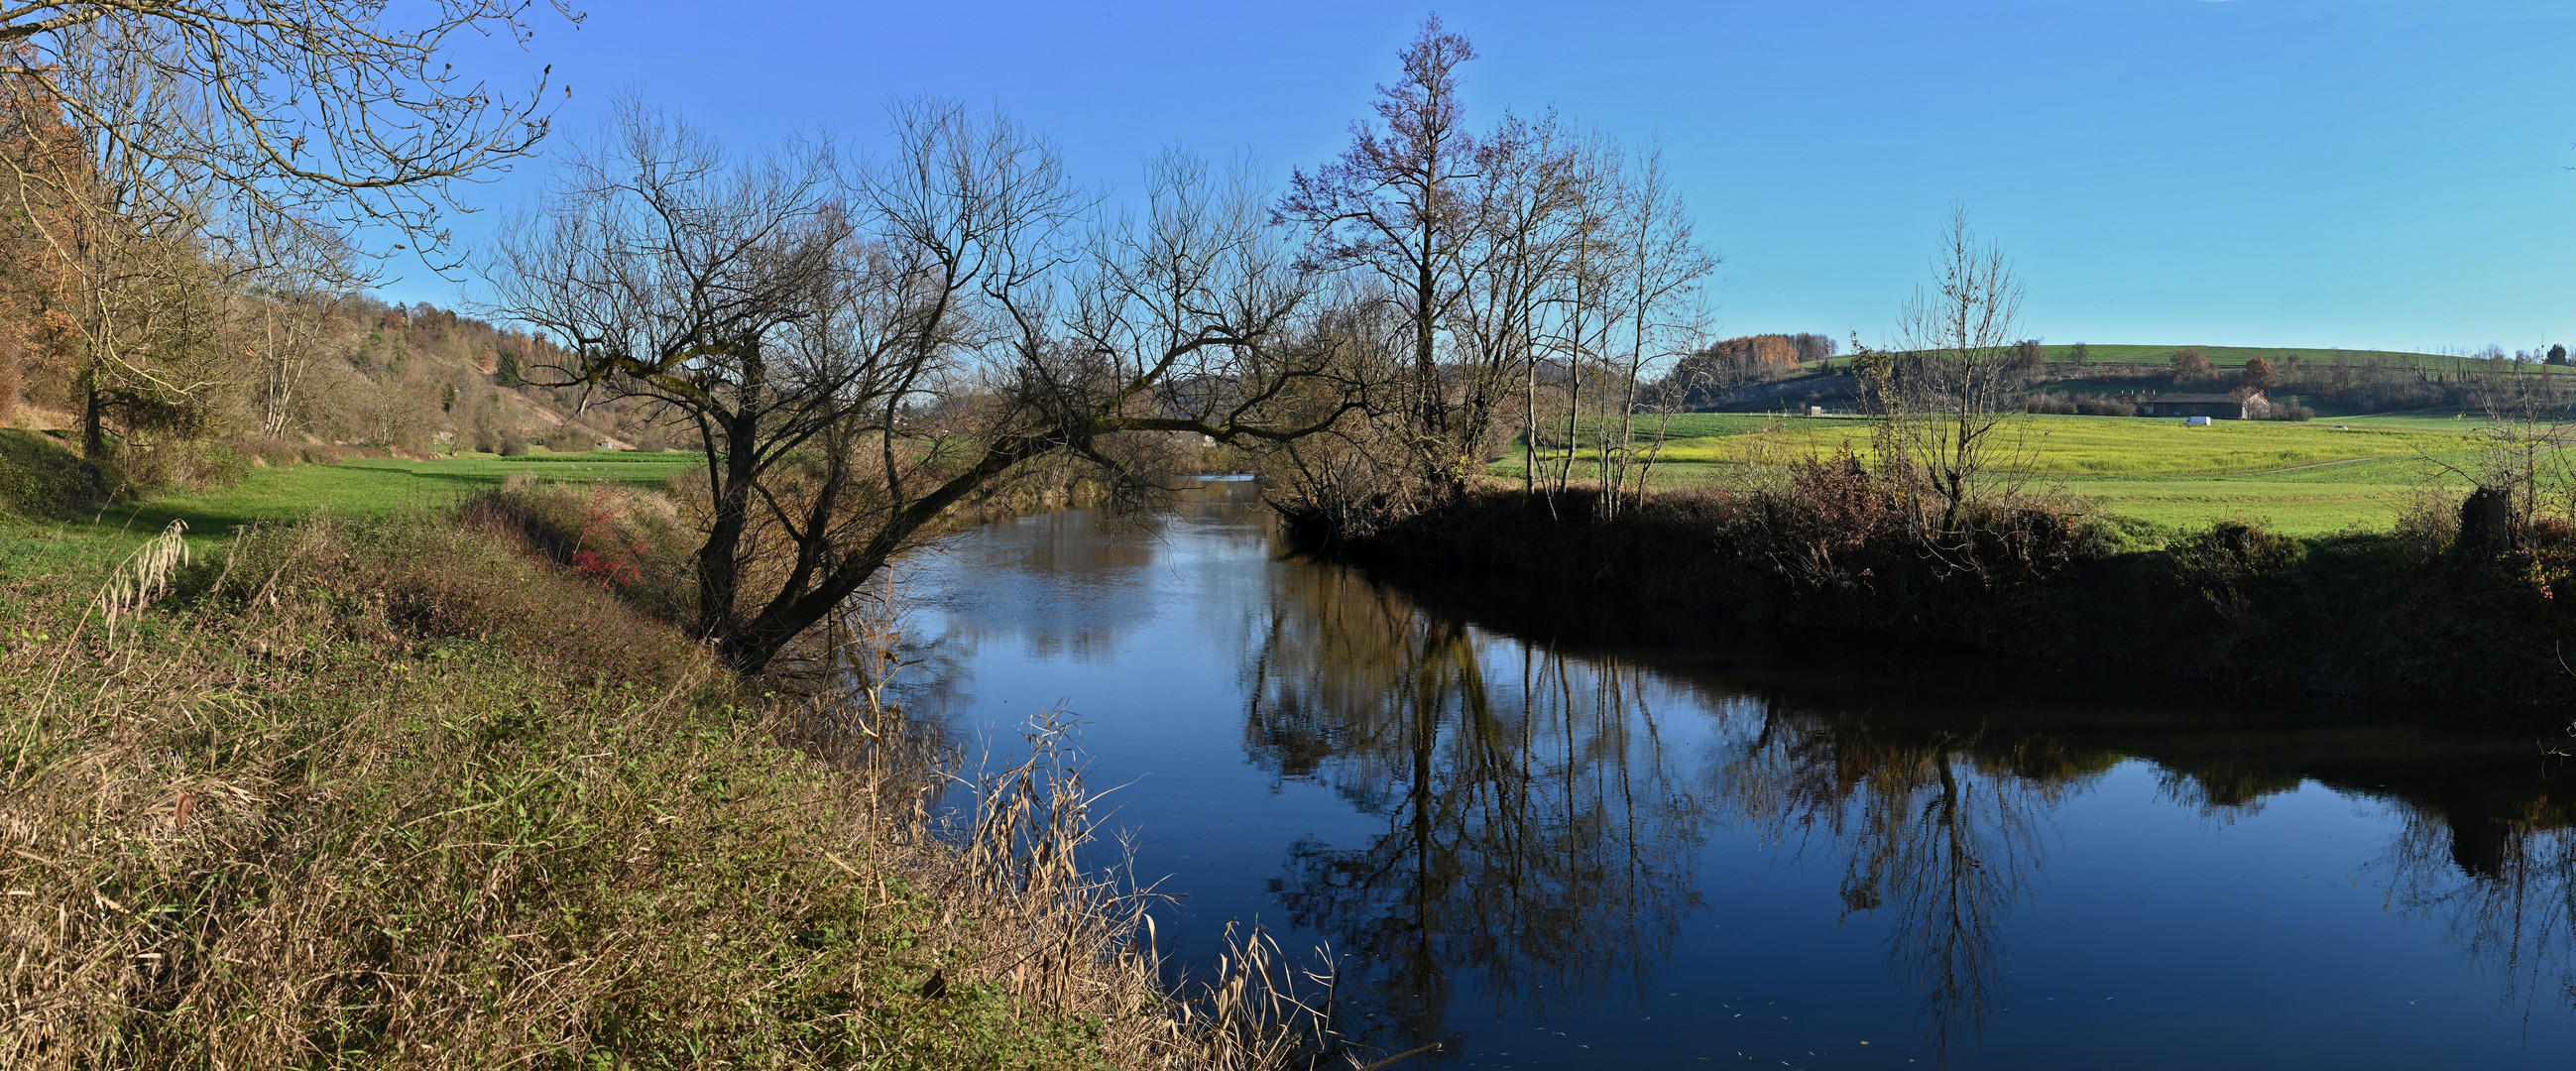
[2165,519,2304,621]
[0,429,120,519]
[2023,393,2138,417]
[2023,392,2078,416]
[2393,485,2460,563]
[496,430,528,456]
[458,480,698,626]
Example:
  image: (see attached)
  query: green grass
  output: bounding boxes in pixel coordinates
[2318,409,2504,431]
[91,450,700,542]
[0,435,705,572]
[1519,412,2486,534]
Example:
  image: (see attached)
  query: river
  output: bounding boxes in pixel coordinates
[896,478,2576,1068]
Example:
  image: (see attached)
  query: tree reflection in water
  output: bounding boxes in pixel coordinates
[1238,564,1707,1056]
[1203,521,2576,1062]
[1234,561,2121,1060]
[2379,795,2576,1022]
[1717,707,2106,1057]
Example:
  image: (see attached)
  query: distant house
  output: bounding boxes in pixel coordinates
[2134,391,2268,420]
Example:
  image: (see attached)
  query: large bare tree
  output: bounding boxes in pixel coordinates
[1277,15,1481,492]
[1457,108,1583,497]
[485,102,1364,675]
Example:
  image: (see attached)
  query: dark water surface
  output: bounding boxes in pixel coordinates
[902,481,2576,1068]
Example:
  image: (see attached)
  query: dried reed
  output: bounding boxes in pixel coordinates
[91,519,188,644]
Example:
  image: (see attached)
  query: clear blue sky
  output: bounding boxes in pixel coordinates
[389,0,2576,354]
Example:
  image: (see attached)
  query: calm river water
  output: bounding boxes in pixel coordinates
[900,480,2576,1068]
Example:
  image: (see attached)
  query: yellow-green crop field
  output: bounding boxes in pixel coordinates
[1513,412,2491,535]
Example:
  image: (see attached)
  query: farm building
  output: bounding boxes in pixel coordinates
[2134,391,2268,420]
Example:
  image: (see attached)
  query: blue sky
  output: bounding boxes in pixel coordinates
[393,0,2576,354]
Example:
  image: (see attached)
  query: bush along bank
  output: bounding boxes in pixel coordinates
[1309,463,2576,708]
[0,502,1338,1069]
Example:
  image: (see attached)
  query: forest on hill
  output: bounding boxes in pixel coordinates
[1656,336,2570,418]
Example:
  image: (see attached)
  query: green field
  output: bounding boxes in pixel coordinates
[3,447,703,556]
[1519,412,2488,534]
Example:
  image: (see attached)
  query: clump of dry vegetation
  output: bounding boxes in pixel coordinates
[0,501,1344,1069]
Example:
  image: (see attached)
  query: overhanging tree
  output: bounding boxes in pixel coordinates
[484,102,1368,675]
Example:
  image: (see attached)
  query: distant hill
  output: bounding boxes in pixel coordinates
[2020,344,2513,372]
[1672,342,2566,417]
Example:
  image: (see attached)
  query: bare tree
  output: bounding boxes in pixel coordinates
[0,2,565,457]
[2441,366,2576,558]
[486,102,1359,675]
[1456,108,1582,496]
[0,0,573,265]
[0,20,231,458]
[1277,15,1481,493]
[245,213,355,437]
[1538,132,1621,502]
[1888,206,2028,543]
[1591,146,1713,520]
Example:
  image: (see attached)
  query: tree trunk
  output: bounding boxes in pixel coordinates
[696,352,765,651]
[80,369,104,460]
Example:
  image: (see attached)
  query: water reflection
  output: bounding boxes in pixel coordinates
[1234,554,2576,1060]
[908,495,2576,1065]
[1715,708,2098,1054]
[2382,794,2576,1022]
[1240,564,1706,1054]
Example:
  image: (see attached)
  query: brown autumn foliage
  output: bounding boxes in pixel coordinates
[0,55,83,430]
[1701,333,1805,371]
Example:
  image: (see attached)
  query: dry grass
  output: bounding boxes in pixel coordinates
[90,520,189,644]
[0,506,1355,1069]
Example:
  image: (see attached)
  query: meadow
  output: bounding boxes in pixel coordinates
[1516,411,2487,534]
[71,446,696,537]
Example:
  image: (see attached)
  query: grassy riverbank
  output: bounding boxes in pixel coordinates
[1332,483,2576,708]
[0,438,1310,1069]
